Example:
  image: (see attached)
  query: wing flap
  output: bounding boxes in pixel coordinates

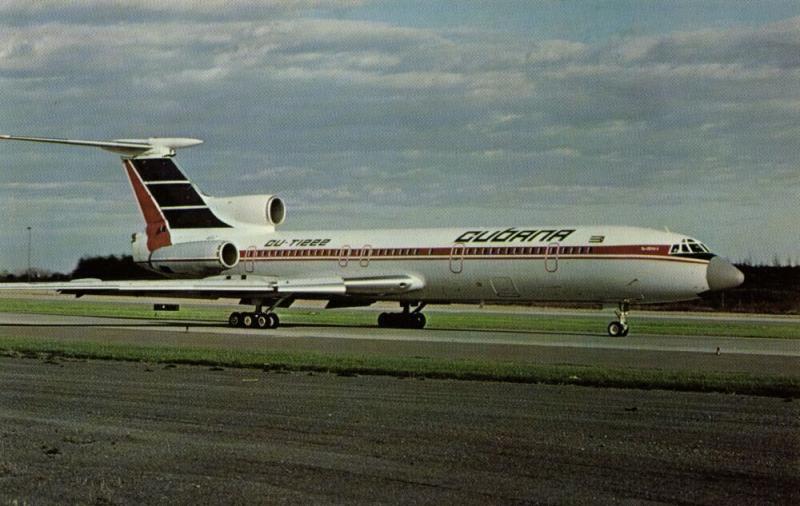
[344,275,424,295]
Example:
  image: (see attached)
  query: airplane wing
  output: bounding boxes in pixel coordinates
[0,274,425,301]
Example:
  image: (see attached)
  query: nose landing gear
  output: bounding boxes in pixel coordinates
[607,301,630,337]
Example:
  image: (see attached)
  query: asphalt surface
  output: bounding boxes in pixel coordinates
[0,357,797,504]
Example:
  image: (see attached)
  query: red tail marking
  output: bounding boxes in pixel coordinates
[123,160,171,251]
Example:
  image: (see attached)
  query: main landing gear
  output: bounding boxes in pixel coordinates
[228,301,281,329]
[607,301,630,337]
[378,303,427,329]
[228,311,279,329]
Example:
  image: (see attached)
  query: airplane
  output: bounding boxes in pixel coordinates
[0,134,745,336]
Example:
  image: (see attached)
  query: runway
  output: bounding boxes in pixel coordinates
[1,310,798,376]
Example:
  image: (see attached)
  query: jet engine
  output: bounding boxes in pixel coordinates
[205,195,286,227]
[149,240,239,276]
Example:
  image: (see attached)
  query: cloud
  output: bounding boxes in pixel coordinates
[630,17,800,69]
[1,7,798,268]
[0,181,111,191]
[0,1,366,22]
[526,39,587,64]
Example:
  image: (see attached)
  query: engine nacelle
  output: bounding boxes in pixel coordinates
[205,194,286,227]
[149,240,239,276]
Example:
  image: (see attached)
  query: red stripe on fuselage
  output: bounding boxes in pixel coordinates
[124,160,171,251]
[238,244,706,264]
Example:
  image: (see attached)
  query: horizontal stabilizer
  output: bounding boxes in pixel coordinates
[0,134,202,158]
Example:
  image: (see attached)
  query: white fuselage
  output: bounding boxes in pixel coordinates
[159,225,712,304]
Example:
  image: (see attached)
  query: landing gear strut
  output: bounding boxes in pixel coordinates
[607,301,630,337]
[378,303,427,329]
[228,300,282,330]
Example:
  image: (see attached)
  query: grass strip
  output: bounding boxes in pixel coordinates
[1,337,797,399]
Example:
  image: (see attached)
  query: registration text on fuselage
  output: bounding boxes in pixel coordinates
[264,238,332,248]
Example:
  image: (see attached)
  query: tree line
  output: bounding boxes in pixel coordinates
[651,264,800,314]
[1,255,161,282]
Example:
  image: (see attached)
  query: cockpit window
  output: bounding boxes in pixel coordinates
[670,238,712,256]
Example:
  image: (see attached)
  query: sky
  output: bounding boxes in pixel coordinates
[1,0,799,272]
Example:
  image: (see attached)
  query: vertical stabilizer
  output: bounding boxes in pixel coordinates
[0,135,231,253]
[122,157,232,252]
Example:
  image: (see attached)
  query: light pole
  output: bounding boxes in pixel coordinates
[26,226,31,282]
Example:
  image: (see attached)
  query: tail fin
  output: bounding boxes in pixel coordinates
[122,157,232,251]
[0,135,231,252]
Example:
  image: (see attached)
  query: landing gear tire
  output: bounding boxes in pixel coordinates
[228,312,242,327]
[267,313,280,329]
[243,313,255,328]
[607,321,629,337]
[255,313,270,329]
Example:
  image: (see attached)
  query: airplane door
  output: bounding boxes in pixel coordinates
[450,244,465,273]
[360,245,372,267]
[545,242,559,273]
[245,246,256,273]
[490,277,520,297]
[338,245,351,268]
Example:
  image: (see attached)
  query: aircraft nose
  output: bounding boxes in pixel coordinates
[706,256,745,291]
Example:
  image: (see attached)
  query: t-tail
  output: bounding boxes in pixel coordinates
[0,135,286,275]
